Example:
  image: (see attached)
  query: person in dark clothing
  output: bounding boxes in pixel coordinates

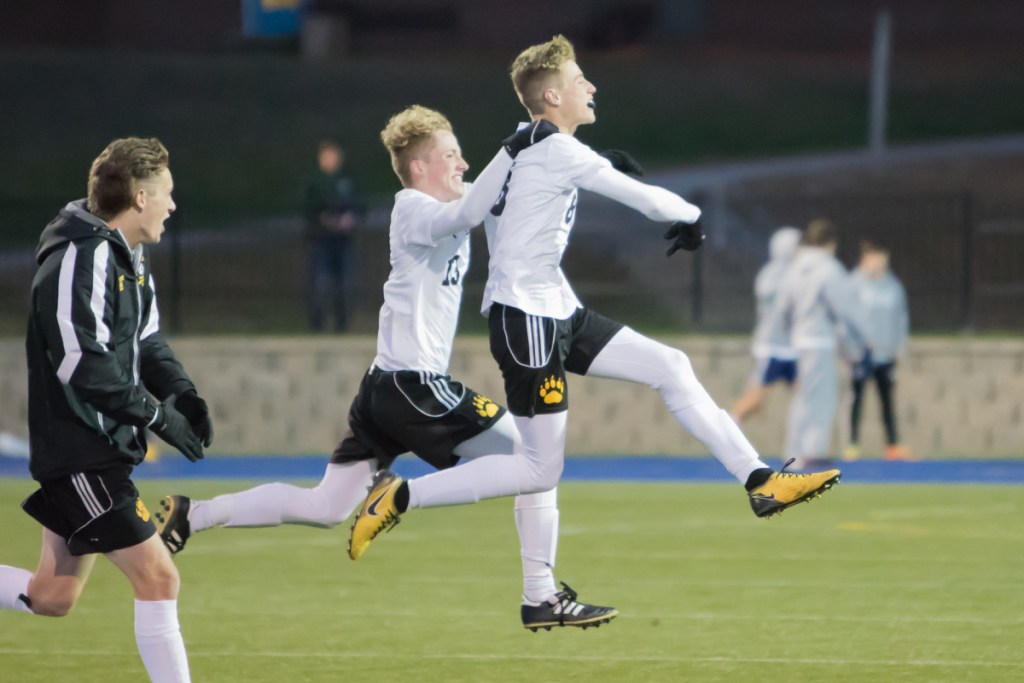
[304,140,365,332]
[0,137,212,683]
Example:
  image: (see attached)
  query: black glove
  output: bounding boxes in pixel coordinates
[502,119,559,158]
[152,395,204,462]
[175,389,214,448]
[600,149,645,176]
[664,219,705,256]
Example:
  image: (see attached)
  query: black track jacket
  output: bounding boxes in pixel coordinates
[26,200,196,480]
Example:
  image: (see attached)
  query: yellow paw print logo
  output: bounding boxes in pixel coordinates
[539,376,565,404]
[136,498,151,522]
[473,394,499,418]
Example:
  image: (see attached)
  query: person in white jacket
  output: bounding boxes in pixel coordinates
[731,226,801,422]
[768,219,872,469]
[845,240,910,461]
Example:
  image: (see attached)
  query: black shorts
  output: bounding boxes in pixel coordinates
[488,304,623,417]
[21,464,156,556]
[330,367,507,471]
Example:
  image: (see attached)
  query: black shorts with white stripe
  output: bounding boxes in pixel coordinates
[21,464,157,556]
[488,304,623,417]
[331,367,507,471]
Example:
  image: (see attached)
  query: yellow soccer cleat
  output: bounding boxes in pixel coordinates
[348,470,403,560]
[748,461,841,518]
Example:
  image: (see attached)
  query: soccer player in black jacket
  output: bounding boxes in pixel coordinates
[0,137,211,683]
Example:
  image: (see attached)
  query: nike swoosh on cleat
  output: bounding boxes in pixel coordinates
[365,492,387,517]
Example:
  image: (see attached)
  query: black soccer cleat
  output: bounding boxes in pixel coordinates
[521,582,619,632]
[154,495,191,555]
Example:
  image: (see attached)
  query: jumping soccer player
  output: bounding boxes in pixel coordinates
[155,105,616,632]
[350,35,843,562]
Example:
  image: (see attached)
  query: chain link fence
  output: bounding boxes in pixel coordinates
[1,190,1021,337]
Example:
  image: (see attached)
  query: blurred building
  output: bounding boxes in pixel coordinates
[4,0,1024,54]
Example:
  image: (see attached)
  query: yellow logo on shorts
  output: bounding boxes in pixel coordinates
[539,376,565,404]
[473,394,499,418]
[136,498,151,522]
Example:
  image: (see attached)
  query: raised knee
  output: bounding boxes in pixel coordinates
[526,461,563,493]
[31,594,76,617]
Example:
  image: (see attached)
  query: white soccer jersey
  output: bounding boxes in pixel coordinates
[373,150,513,375]
[482,130,701,319]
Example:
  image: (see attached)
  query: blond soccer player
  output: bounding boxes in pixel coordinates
[155,106,617,632]
[351,36,844,566]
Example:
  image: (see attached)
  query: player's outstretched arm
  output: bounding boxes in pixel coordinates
[581,166,700,224]
[428,121,558,241]
[428,148,515,241]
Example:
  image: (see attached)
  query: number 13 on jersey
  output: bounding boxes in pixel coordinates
[442,255,461,286]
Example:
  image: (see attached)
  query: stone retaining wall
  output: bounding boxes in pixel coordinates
[1,336,1021,459]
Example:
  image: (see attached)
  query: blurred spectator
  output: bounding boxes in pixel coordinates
[845,241,910,461]
[767,218,871,469]
[304,139,365,332]
[731,226,801,423]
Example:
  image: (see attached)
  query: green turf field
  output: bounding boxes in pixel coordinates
[1,479,1022,682]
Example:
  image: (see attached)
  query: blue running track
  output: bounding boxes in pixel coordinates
[3,455,1023,484]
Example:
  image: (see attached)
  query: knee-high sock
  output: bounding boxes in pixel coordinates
[587,327,768,483]
[0,566,33,613]
[189,460,376,532]
[134,599,190,683]
[514,488,559,603]
[407,412,567,509]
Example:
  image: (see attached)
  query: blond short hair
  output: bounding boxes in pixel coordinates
[510,34,576,115]
[87,137,169,221]
[380,105,452,186]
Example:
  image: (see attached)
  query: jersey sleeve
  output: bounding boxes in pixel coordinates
[823,267,871,359]
[895,279,910,356]
[427,149,514,241]
[399,150,514,248]
[579,166,701,223]
[546,135,611,190]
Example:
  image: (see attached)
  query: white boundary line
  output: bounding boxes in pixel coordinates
[0,648,1020,668]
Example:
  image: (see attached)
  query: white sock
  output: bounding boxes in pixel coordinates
[675,400,768,483]
[514,488,559,603]
[134,599,190,683]
[0,566,34,614]
[587,327,768,483]
[189,461,376,531]
[407,413,567,508]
